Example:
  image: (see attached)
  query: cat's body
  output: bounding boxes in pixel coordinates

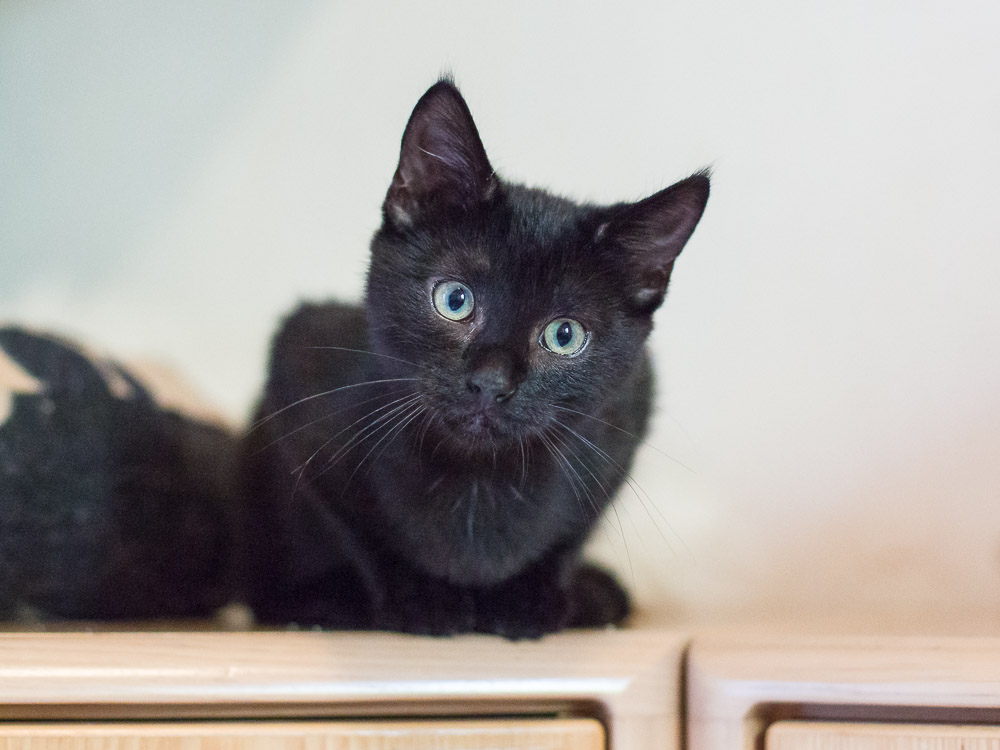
[241,80,709,638]
[243,297,646,637]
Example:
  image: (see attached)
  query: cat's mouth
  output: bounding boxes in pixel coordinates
[466,410,495,436]
[458,406,497,437]
[432,404,522,451]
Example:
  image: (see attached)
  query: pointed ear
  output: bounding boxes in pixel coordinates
[601,171,710,313]
[383,79,497,227]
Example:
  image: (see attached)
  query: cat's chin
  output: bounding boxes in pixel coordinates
[428,411,525,457]
[465,411,494,437]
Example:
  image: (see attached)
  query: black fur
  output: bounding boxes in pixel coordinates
[0,327,235,620]
[241,79,709,639]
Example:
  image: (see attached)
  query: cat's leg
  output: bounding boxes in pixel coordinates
[250,566,374,629]
[241,479,377,629]
[566,562,631,628]
[473,557,571,640]
[376,556,476,637]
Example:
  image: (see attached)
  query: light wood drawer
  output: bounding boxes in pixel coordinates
[767,721,1000,750]
[0,720,604,750]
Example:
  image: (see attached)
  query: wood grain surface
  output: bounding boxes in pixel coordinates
[0,630,685,750]
[0,720,604,750]
[767,721,1000,750]
[688,632,1000,750]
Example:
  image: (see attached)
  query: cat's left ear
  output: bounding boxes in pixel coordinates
[383,79,497,228]
[600,171,710,313]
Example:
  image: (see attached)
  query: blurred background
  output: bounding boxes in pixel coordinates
[2,1,998,625]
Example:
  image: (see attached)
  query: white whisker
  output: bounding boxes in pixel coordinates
[252,377,420,431]
[551,404,694,473]
[303,346,420,369]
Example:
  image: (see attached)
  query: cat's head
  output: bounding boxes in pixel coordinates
[365,79,708,456]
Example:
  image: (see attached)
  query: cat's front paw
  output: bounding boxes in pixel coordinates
[379,568,476,637]
[474,573,570,640]
[380,596,477,637]
[566,563,631,628]
[249,568,373,630]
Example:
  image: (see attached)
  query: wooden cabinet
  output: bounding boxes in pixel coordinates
[0,720,603,750]
[12,627,1000,750]
[688,631,1000,750]
[0,630,687,750]
[767,721,1000,750]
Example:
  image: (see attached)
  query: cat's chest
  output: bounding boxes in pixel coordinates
[412,470,548,545]
[423,473,531,530]
[374,462,579,586]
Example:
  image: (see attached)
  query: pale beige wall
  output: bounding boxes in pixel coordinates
[2,1,998,621]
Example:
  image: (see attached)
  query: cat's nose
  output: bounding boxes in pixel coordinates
[467,364,517,404]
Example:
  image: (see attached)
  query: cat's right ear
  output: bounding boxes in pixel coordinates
[383,79,497,228]
[600,171,710,313]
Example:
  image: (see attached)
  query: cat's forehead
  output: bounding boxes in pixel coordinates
[505,184,594,245]
[435,184,600,276]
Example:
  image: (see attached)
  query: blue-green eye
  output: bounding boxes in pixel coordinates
[432,280,475,321]
[541,318,588,356]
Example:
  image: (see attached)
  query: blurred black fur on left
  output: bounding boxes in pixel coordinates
[0,328,235,620]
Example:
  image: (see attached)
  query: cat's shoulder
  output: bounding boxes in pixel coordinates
[263,300,369,387]
[270,300,367,353]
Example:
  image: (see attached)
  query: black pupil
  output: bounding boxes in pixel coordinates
[447,287,466,311]
[556,322,573,347]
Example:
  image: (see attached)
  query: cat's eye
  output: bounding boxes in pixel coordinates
[432,280,475,321]
[540,318,588,357]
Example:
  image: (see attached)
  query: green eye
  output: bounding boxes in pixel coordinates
[541,318,588,356]
[432,280,475,321]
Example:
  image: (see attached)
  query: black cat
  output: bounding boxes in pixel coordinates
[241,78,709,639]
